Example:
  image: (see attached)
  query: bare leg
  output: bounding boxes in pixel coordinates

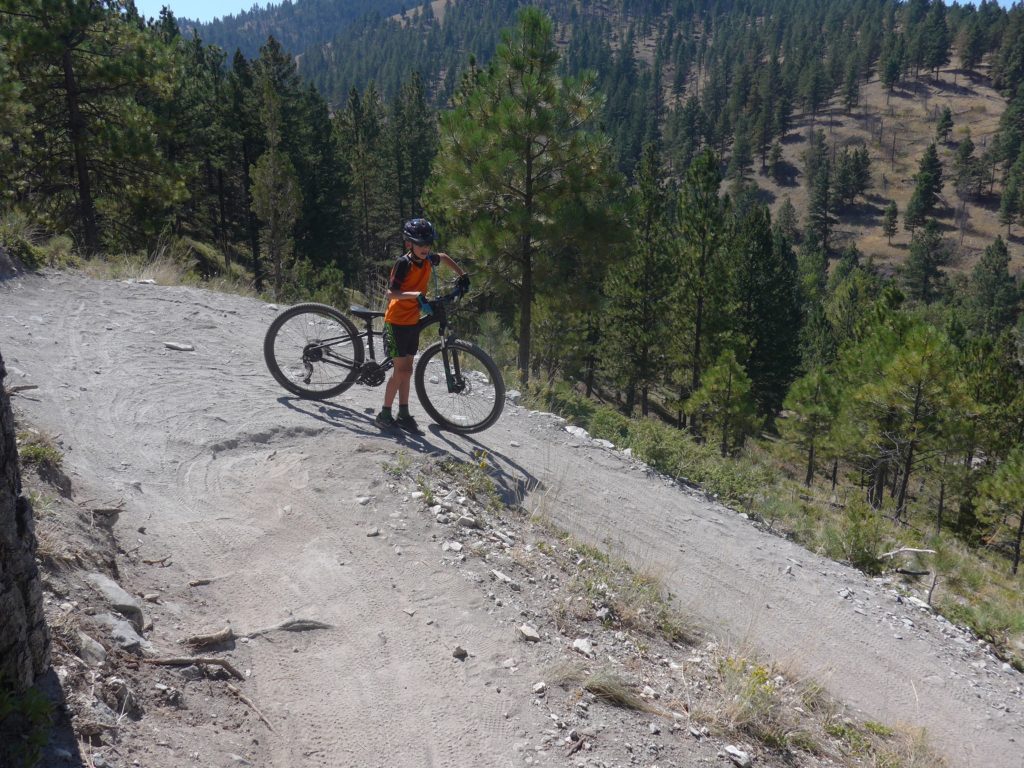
[383,356,414,409]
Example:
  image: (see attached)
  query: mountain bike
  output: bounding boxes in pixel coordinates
[263,278,505,434]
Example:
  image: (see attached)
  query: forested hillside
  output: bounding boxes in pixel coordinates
[2,0,1024,663]
[180,0,408,60]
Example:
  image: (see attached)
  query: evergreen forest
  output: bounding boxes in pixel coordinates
[1,0,1023,664]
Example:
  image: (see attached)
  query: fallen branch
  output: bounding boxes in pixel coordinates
[243,618,333,639]
[142,556,172,567]
[144,656,245,681]
[6,384,39,393]
[894,568,932,577]
[927,573,940,606]
[183,626,234,649]
[879,547,936,560]
[188,578,212,587]
[227,683,275,732]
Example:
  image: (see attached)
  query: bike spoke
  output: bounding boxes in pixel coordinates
[418,346,500,430]
[270,311,359,394]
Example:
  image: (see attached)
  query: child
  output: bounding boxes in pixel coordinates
[375,218,466,433]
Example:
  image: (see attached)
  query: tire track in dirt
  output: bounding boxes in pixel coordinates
[3,272,1021,768]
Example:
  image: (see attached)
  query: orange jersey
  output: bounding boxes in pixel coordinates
[384,252,440,325]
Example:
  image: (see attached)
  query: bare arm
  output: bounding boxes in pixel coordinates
[436,252,466,277]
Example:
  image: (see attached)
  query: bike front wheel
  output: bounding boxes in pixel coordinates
[414,339,505,433]
[264,303,364,399]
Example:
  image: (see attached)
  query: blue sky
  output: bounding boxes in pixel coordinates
[137,0,1018,26]
[135,0,258,23]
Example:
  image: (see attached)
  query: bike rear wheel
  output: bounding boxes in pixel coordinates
[264,303,364,399]
[414,339,504,433]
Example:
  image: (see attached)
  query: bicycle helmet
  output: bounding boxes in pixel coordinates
[402,218,436,245]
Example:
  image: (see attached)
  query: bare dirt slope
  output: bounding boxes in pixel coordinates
[2,271,1022,768]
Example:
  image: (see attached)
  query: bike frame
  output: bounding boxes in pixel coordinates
[346,289,463,389]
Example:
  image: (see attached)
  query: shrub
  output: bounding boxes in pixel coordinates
[526,380,595,427]
[15,432,62,472]
[588,406,631,445]
[0,681,52,768]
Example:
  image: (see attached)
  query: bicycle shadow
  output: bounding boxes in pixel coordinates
[427,428,542,509]
[276,396,540,506]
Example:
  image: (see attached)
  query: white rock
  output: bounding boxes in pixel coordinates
[518,624,541,642]
[163,341,194,351]
[356,496,372,505]
[907,596,933,611]
[410,491,425,501]
[572,638,594,657]
[565,425,590,439]
[724,745,752,767]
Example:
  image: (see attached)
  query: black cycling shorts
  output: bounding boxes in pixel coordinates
[384,322,421,358]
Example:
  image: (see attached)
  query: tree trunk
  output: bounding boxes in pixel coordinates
[242,140,262,291]
[895,441,915,520]
[936,478,945,537]
[868,460,886,509]
[62,47,99,253]
[218,168,230,271]
[805,441,816,487]
[0,350,50,689]
[517,244,533,386]
[1013,506,1024,576]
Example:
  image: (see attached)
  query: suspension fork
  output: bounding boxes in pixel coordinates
[439,330,462,393]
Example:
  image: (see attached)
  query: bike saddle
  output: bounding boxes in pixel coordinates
[350,305,384,320]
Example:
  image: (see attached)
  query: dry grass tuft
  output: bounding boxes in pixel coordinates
[547,661,662,713]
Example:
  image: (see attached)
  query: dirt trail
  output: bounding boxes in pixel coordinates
[2,272,1021,768]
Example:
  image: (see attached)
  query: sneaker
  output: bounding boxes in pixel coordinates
[374,411,396,429]
[394,414,422,434]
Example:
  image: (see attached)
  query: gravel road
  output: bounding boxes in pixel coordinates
[2,271,1021,768]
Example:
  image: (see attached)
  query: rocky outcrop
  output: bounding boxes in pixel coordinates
[0,348,50,689]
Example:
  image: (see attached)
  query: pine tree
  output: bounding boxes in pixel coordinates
[774,196,799,244]
[673,149,729,429]
[903,220,949,304]
[922,2,951,81]
[936,106,953,144]
[977,446,1024,574]
[883,201,898,244]
[905,143,944,231]
[768,140,784,183]
[336,84,393,278]
[805,163,832,251]
[0,39,27,188]
[425,8,620,384]
[873,324,968,520]
[781,367,838,486]
[2,0,177,251]
[999,152,1024,237]
[964,237,1020,336]
[599,143,673,415]
[685,349,757,457]
[731,206,802,420]
[953,134,981,201]
[250,74,302,300]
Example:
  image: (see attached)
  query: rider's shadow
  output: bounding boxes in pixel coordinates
[277,396,541,503]
[279,397,446,453]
